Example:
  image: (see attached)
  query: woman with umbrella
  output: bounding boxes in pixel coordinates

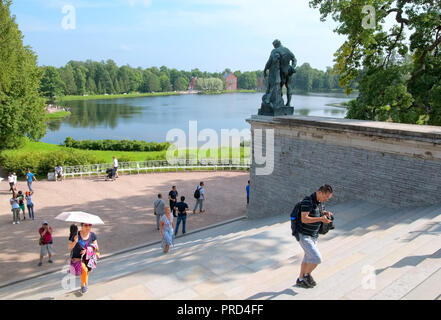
[57,212,102,295]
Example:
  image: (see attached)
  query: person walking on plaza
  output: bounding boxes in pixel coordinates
[246,180,250,205]
[168,185,178,217]
[193,181,205,214]
[68,222,99,294]
[38,221,54,266]
[174,196,189,236]
[25,191,35,220]
[160,206,174,253]
[295,185,334,289]
[10,193,20,225]
[26,169,37,192]
[153,193,166,231]
[8,172,15,192]
[112,156,118,180]
[17,191,26,220]
[55,164,63,181]
[12,172,17,192]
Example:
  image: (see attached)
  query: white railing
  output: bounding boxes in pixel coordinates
[61,158,251,179]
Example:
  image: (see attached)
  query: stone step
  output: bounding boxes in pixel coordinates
[371,239,441,300]
[317,205,439,271]
[45,203,379,300]
[320,222,441,300]
[181,206,425,299]
[224,205,441,300]
[304,206,441,300]
[401,266,441,300]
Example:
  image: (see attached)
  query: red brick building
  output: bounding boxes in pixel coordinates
[188,77,198,90]
[223,72,237,91]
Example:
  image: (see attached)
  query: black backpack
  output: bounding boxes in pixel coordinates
[290,201,302,241]
[194,186,200,199]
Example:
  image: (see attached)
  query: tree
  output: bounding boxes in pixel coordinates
[73,64,87,95]
[196,78,224,91]
[310,0,441,125]
[40,66,64,102]
[238,72,258,89]
[293,63,314,91]
[140,70,160,92]
[96,63,114,94]
[0,0,46,149]
[86,76,97,94]
[60,65,77,95]
[173,76,188,91]
[159,74,172,92]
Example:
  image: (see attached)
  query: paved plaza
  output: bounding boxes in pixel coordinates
[0,171,249,285]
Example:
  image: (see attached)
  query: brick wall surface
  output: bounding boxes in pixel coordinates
[247,116,441,218]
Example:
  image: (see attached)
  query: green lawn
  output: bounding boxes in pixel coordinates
[57,92,185,102]
[45,110,71,120]
[56,90,258,102]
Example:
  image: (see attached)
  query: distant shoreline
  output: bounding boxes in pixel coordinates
[56,90,259,102]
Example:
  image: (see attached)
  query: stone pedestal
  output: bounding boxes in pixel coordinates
[258,103,293,116]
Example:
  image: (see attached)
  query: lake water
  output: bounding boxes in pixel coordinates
[42,92,352,145]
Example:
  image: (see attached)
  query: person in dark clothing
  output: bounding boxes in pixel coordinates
[168,186,178,217]
[296,185,334,289]
[246,180,250,205]
[174,196,189,236]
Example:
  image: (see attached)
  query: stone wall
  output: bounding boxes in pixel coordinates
[246,115,441,218]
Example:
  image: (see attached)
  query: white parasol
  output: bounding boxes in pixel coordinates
[55,211,104,225]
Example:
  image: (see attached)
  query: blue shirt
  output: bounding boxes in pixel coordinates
[70,232,98,259]
[246,184,250,197]
[26,172,34,182]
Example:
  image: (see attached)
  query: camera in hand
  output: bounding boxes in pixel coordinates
[319,214,335,235]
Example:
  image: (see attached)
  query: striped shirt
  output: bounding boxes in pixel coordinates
[298,193,323,238]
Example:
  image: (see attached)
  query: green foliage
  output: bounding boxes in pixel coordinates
[159,74,172,92]
[237,72,258,89]
[0,147,100,177]
[0,0,46,150]
[195,78,224,92]
[40,66,64,102]
[310,0,441,125]
[45,110,71,120]
[0,139,250,176]
[63,137,171,152]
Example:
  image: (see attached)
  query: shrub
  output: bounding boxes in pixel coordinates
[63,137,170,152]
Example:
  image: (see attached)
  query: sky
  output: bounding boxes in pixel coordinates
[10,0,346,72]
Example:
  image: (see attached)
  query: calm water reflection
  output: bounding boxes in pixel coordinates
[42,92,352,144]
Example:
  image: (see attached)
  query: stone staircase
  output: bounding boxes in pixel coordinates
[0,201,440,300]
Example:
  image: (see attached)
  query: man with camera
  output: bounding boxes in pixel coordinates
[296,185,334,289]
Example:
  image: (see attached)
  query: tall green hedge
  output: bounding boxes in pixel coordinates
[63,137,170,152]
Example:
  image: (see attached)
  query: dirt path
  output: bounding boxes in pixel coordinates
[0,171,249,284]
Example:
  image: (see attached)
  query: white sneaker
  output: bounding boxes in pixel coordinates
[13,222,16,225]
[17,221,20,224]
